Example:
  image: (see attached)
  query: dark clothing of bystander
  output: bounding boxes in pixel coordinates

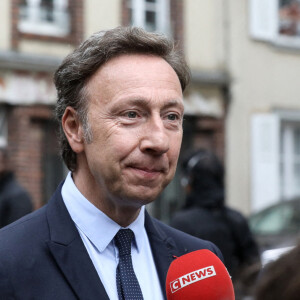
[0,172,33,228]
[171,193,259,277]
[170,149,261,298]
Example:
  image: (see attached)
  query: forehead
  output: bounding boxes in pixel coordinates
[97,53,177,77]
[86,54,182,100]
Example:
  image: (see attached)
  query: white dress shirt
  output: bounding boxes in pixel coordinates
[61,172,164,300]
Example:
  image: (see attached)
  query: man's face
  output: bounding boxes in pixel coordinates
[81,54,183,208]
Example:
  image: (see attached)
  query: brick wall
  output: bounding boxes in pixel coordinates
[6,0,84,209]
[7,105,55,209]
[170,0,184,50]
[181,116,225,164]
[195,117,225,163]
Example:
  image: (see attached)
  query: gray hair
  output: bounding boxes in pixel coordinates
[54,26,190,171]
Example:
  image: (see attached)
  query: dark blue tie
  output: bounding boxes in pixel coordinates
[115,229,144,300]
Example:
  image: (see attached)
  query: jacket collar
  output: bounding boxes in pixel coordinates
[46,183,110,300]
[46,183,178,300]
[145,211,179,300]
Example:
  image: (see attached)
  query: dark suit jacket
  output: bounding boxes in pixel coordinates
[0,184,223,300]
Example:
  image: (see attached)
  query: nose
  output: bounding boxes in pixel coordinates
[139,116,169,155]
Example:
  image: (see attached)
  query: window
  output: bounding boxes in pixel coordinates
[127,0,170,34]
[18,0,70,37]
[251,111,300,212]
[0,108,8,148]
[249,0,300,48]
[279,0,300,37]
[281,120,300,198]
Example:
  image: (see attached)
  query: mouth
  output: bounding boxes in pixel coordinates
[128,161,168,172]
[126,165,166,181]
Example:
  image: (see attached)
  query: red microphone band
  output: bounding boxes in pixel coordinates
[166,249,235,300]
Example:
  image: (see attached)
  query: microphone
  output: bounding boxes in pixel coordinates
[166,249,235,300]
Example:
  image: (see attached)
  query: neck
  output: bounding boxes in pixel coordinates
[72,170,141,227]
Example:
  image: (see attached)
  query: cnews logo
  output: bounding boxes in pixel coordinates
[170,266,216,293]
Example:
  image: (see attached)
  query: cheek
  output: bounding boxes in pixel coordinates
[169,133,183,161]
[103,130,139,161]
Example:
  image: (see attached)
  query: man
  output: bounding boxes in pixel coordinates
[0,147,33,228]
[0,27,222,299]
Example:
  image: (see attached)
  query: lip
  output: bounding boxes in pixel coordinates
[134,166,163,172]
[126,166,163,180]
[127,160,168,172]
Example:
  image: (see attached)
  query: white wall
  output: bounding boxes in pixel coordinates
[18,40,73,57]
[226,0,300,214]
[0,0,11,50]
[85,0,122,37]
[184,0,226,70]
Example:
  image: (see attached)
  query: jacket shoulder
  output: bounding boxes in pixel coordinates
[151,217,224,261]
[0,205,48,252]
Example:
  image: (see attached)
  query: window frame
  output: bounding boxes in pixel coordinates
[249,0,300,49]
[18,0,70,37]
[280,119,300,199]
[11,0,83,47]
[251,111,300,212]
[128,0,171,35]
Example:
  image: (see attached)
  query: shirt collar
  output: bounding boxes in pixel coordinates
[61,172,146,253]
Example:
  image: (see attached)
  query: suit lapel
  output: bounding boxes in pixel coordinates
[145,212,180,300]
[45,186,181,300]
[46,185,109,300]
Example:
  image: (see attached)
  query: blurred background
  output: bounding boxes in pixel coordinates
[1,0,300,272]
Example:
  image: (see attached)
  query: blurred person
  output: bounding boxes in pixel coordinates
[0,27,224,299]
[171,149,261,297]
[255,243,300,300]
[0,147,32,228]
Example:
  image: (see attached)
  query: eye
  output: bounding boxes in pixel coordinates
[126,111,138,118]
[167,113,179,121]
[164,112,183,130]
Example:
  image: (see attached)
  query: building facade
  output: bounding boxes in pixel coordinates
[0,0,229,221]
[227,0,300,214]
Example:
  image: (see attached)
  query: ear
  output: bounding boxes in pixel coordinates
[62,106,85,153]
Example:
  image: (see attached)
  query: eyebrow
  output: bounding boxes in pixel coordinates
[123,98,184,111]
[162,99,184,111]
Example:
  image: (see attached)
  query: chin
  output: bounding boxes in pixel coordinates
[133,193,158,205]
[121,188,162,207]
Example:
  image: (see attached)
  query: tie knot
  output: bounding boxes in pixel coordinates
[114,229,134,257]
